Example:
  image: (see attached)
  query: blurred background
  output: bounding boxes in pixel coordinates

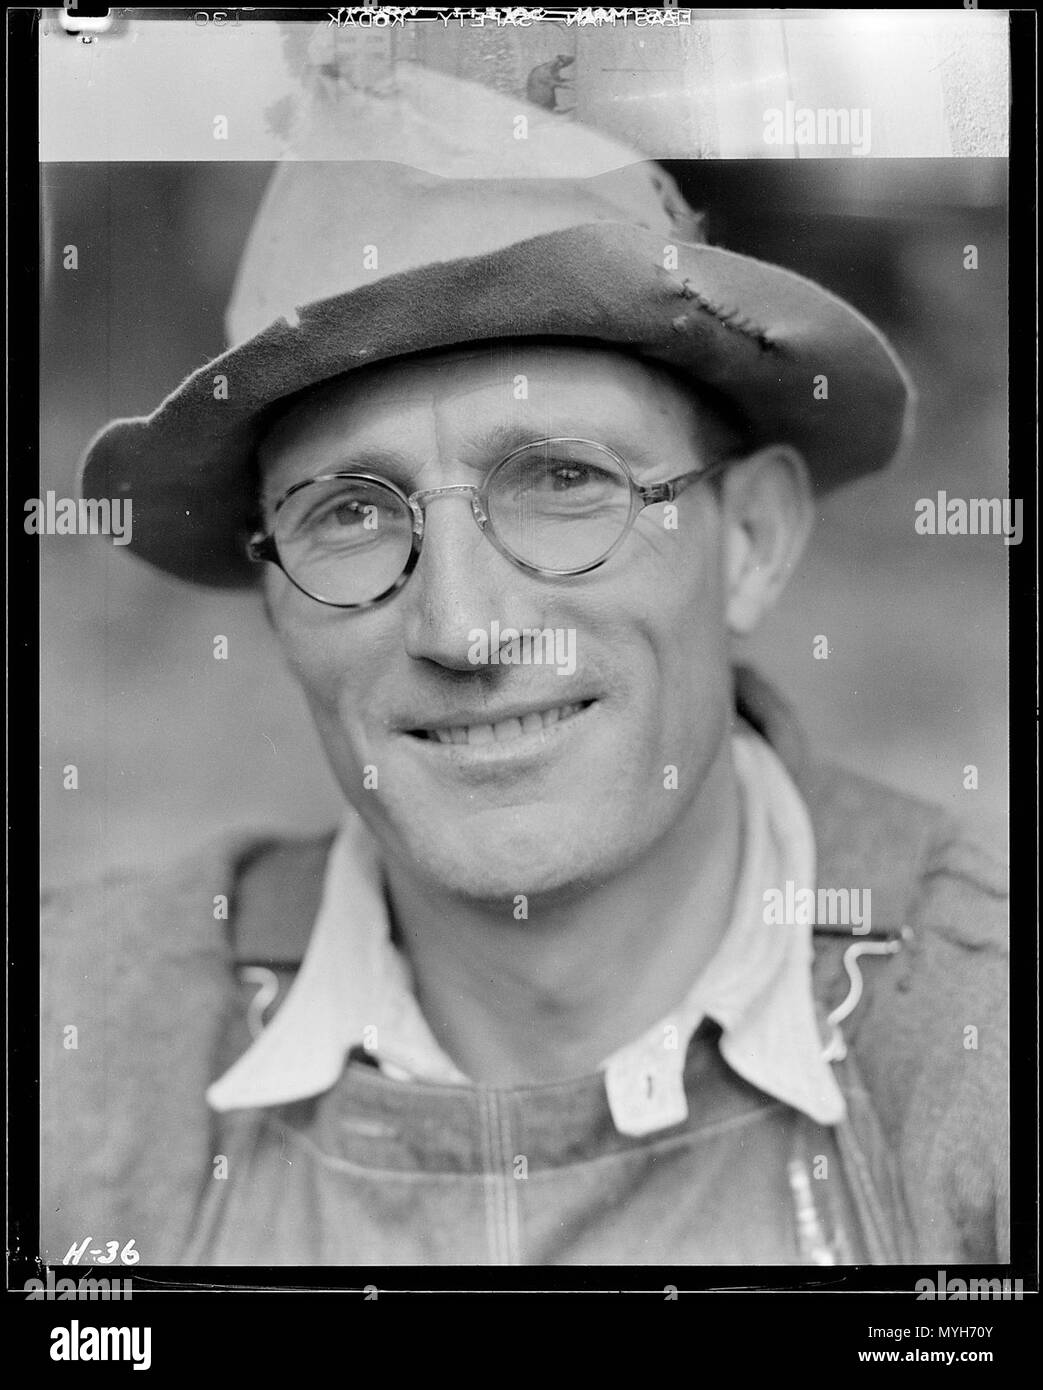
[39,15,1010,884]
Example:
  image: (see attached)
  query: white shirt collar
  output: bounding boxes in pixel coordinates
[208,730,845,1133]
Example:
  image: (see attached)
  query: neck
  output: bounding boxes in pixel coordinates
[384,735,743,1084]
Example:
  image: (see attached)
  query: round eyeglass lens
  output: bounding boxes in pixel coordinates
[486,440,635,573]
[274,477,414,605]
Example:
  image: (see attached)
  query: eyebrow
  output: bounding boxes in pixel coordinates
[264,421,622,506]
[356,422,542,478]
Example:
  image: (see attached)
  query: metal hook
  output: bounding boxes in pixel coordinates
[822,934,907,1062]
[240,966,281,1040]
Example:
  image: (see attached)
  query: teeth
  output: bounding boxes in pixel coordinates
[424,703,586,745]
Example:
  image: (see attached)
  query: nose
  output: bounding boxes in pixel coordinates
[398,490,539,671]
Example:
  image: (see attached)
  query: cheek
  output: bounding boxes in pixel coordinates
[613,511,728,679]
[624,520,732,779]
[270,585,341,697]
[270,588,388,737]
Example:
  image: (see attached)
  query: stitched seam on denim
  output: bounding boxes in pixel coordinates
[267,1114,488,1181]
[835,1116,897,1263]
[823,1157,858,1265]
[788,1117,834,1264]
[497,1095,522,1265]
[265,1103,792,1179]
[489,1091,514,1265]
[479,1091,501,1264]
[517,1103,800,1177]
[792,1111,856,1264]
[343,1061,603,1101]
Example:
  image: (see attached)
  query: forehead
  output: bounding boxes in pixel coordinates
[257,343,703,473]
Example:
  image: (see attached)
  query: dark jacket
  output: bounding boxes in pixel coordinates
[40,669,1008,1266]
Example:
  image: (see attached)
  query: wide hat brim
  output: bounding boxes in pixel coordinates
[81,220,914,589]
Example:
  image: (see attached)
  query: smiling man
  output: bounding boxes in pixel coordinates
[41,154,1008,1269]
[246,344,762,1093]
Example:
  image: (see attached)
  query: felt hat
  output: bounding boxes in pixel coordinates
[80,89,914,589]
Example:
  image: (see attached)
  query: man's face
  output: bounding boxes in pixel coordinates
[259,344,736,901]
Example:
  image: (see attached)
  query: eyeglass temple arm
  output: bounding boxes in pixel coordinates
[637,460,728,508]
[247,533,278,564]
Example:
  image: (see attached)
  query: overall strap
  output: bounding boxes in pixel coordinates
[226,833,333,1041]
[830,1048,918,1263]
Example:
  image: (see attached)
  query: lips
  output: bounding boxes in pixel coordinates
[407,700,593,746]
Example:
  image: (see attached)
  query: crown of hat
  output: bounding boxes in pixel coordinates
[226,63,703,346]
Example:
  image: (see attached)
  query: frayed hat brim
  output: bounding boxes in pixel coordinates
[81,221,914,589]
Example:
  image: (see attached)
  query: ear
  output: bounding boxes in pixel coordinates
[718,445,814,637]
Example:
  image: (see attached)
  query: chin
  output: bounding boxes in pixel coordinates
[380,801,628,906]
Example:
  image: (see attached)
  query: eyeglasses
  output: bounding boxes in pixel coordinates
[248,436,726,610]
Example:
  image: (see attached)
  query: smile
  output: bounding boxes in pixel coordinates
[408,700,594,746]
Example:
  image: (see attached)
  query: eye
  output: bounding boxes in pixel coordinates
[298,492,381,534]
[547,463,601,490]
[522,456,618,492]
[325,499,369,526]
[523,457,623,508]
[283,484,409,555]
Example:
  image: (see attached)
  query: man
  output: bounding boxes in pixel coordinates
[41,150,1008,1268]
